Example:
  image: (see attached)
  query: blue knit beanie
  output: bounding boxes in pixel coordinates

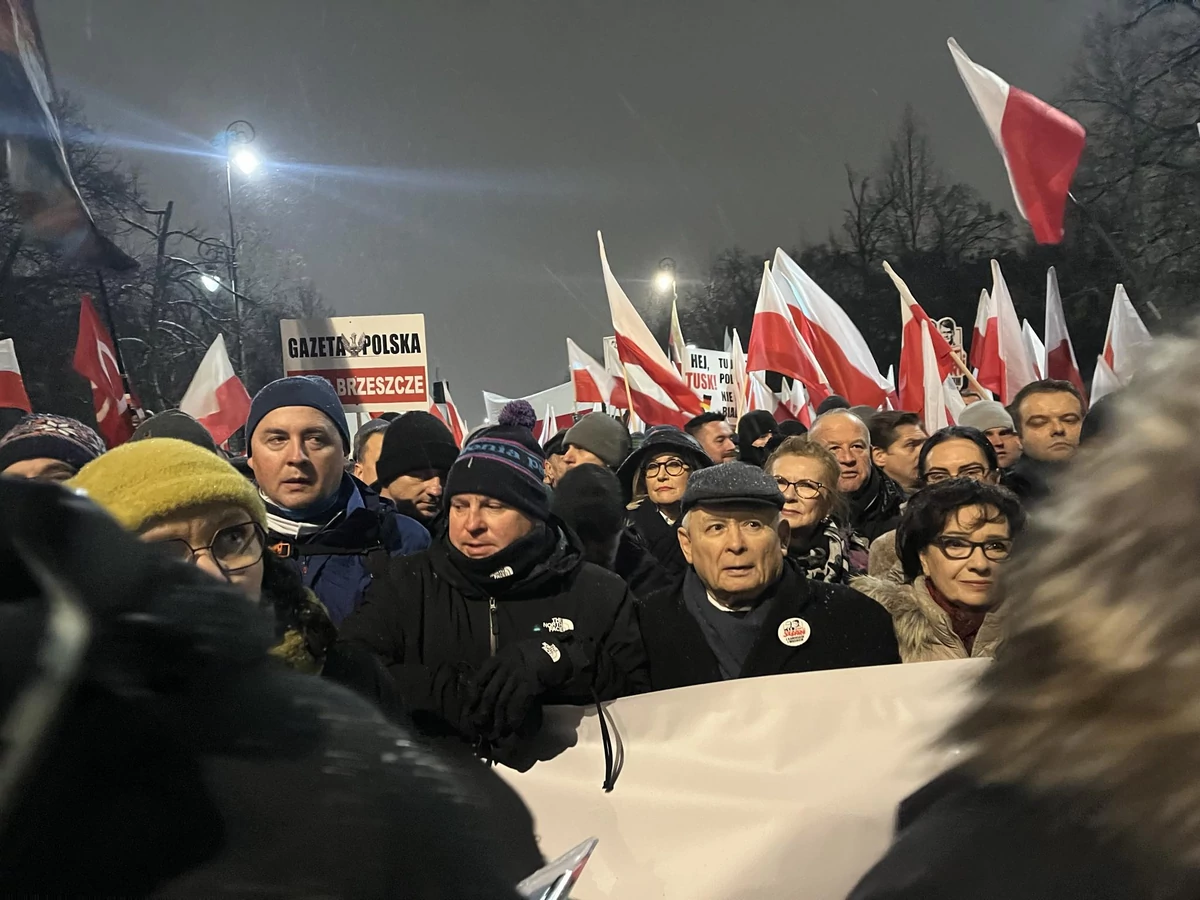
[246,376,349,455]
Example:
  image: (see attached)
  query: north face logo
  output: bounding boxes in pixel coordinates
[542,617,574,633]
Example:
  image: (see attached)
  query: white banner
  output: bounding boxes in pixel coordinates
[279,314,428,415]
[502,660,985,899]
[685,347,736,419]
[482,381,579,430]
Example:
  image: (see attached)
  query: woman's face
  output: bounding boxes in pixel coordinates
[769,454,832,533]
[139,501,266,601]
[918,504,1012,608]
[643,451,692,508]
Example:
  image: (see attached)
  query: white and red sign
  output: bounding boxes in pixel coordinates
[684,348,736,419]
[279,314,428,415]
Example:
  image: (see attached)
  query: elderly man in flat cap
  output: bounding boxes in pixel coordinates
[636,462,900,691]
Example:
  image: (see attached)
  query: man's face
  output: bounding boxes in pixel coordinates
[678,505,788,606]
[544,452,567,487]
[383,468,444,523]
[561,444,607,471]
[448,492,535,559]
[2,457,78,482]
[694,420,738,464]
[352,431,384,486]
[982,426,1022,468]
[1017,392,1083,462]
[810,414,872,493]
[248,407,346,510]
[871,424,927,493]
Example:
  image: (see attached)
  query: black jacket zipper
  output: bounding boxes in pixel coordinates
[488,597,498,656]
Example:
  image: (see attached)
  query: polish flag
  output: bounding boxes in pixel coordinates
[621,363,694,429]
[598,233,703,420]
[730,327,749,420]
[1090,354,1123,404]
[884,261,958,413]
[988,260,1039,404]
[428,399,449,427]
[943,375,967,426]
[781,380,814,427]
[948,38,1086,244]
[971,288,1003,395]
[747,371,796,423]
[1022,320,1046,380]
[73,294,135,447]
[442,386,468,446]
[567,337,624,407]
[1102,284,1152,384]
[0,339,31,412]
[746,261,832,403]
[179,334,252,446]
[772,249,891,407]
[920,321,951,433]
[668,297,688,374]
[538,404,557,445]
[1044,267,1086,400]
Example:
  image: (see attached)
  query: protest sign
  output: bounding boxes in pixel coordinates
[685,347,735,418]
[502,660,985,899]
[279,314,428,415]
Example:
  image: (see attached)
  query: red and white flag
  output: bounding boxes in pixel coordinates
[781,380,815,427]
[884,261,958,414]
[179,334,252,446]
[567,337,624,407]
[919,321,951,433]
[668,297,687,374]
[428,399,449,426]
[746,371,794,422]
[988,260,1039,404]
[969,289,992,369]
[970,288,1002,396]
[1044,267,1086,399]
[746,261,832,403]
[539,403,557,446]
[1090,354,1123,404]
[0,338,31,412]
[1022,320,1046,380]
[772,249,891,407]
[442,386,468,446]
[1102,284,1152,385]
[730,327,749,420]
[943,375,966,426]
[948,38,1086,244]
[598,232,703,425]
[73,294,134,448]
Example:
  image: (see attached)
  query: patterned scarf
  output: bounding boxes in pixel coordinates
[789,517,869,583]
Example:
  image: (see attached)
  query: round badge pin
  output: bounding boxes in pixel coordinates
[777,617,811,647]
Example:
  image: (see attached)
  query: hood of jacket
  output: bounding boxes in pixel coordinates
[428,516,584,600]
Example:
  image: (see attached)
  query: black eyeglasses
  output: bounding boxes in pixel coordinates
[932,536,1013,562]
[772,476,825,500]
[924,465,990,485]
[645,458,689,478]
[152,521,267,574]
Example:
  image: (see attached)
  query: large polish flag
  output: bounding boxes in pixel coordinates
[621,363,695,429]
[971,288,1003,396]
[1043,267,1086,400]
[180,334,252,445]
[772,249,891,407]
[948,38,1086,244]
[567,337,625,408]
[442,386,468,446]
[1102,284,1152,384]
[884,261,958,413]
[988,260,1040,404]
[746,262,832,403]
[0,338,31,412]
[598,232,703,421]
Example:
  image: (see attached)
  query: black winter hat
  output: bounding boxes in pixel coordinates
[550,464,626,546]
[445,425,550,522]
[615,425,711,499]
[815,394,850,415]
[246,375,349,455]
[373,410,459,489]
[130,409,218,454]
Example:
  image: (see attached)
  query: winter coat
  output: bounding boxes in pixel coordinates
[626,498,689,580]
[851,574,1005,662]
[847,465,905,541]
[786,516,869,584]
[329,521,650,739]
[636,562,900,692]
[613,524,676,598]
[266,475,430,626]
[1002,454,1065,504]
[866,528,904,583]
[848,768,1200,900]
[261,551,338,673]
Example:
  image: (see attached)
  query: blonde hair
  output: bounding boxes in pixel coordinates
[948,335,1200,862]
[764,436,844,521]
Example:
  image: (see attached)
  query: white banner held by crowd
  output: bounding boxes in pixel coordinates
[279,314,428,415]
[685,348,735,418]
[502,660,986,900]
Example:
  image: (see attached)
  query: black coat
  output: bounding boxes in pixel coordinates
[636,562,900,692]
[626,499,690,580]
[330,523,651,737]
[848,466,905,542]
[849,768,1200,900]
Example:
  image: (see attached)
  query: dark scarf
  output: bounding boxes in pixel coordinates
[926,580,989,654]
[848,465,904,522]
[443,523,558,594]
[787,517,866,583]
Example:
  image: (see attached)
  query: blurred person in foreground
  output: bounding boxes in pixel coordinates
[1004,378,1085,502]
[245,376,429,626]
[958,399,1022,470]
[869,411,928,496]
[349,416,390,485]
[372,410,459,530]
[542,427,568,486]
[636,463,899,692]
[764,436,867,584]
[130,408,219,453]
[329,422,648,764]
[685,411,739,464]
[0,476,535,896]
[848,338,1200,900]
[0,412,105,482]
[70,437,335,672]
[736,410,780,468]
[810,409,904,541]
[852,479,1024,662]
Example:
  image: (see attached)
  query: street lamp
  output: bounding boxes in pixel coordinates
[222,119,258,377]
[231,148,260,176]
[654,257,677,298]
[200,273,221,293]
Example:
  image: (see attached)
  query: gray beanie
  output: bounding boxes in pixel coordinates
[958,400,1014,433]
[564,413,632,469]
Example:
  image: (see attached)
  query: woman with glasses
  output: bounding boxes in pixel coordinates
[616,425,711,579]
[70,437,335,672]
[765,436,869,584]
[852,478,1025,662]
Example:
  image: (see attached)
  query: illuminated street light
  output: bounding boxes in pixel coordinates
[232,148,260,176]
[200,273,221,293]
[654,257,677,297]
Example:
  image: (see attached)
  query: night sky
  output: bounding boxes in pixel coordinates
[41,0,1102,423]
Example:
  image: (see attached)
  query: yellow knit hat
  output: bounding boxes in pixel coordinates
[69,437,267,533]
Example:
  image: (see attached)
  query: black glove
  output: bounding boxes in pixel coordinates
[469,638,575,738]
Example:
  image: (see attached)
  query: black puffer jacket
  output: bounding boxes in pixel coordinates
[330,520,650,741]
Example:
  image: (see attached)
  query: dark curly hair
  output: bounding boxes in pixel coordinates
[917,425,999,485]
[896,478,1026,580]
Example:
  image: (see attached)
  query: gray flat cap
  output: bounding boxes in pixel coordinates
[681,461,785,515]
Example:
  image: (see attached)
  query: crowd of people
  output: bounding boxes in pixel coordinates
[0,362,1141,895]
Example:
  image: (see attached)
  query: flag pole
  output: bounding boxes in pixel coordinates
[94,270,131,394]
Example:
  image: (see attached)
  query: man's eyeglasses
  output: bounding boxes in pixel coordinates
[645,458,689,478]
[152,521,267,574]
[924,465,990,485]
[772,476,825,500]
[932,536,1013,562]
